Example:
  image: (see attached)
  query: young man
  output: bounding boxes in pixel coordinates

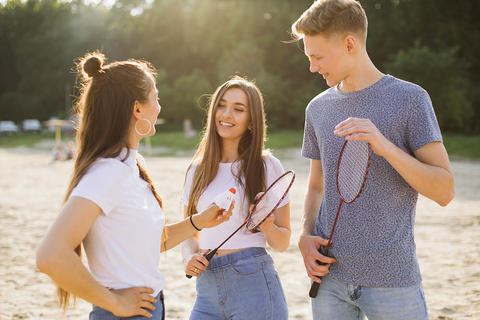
[292,1,455,319]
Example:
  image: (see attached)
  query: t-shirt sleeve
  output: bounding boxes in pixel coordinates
[70,161,123,216]
[265,156,291,207]
[406,89,443,152]
[302,105,321,160]
[181,165,196,206]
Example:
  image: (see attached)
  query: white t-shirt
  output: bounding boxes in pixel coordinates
[70,148,165,296]
[181,155,289,249]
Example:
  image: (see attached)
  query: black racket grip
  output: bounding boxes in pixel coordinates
[185,249,217,279]
[309,260,327,298]
[204,248,217,261]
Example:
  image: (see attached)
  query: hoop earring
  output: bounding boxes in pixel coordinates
[135,118,152,136]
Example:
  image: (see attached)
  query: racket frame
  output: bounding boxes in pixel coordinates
[246,170,296,230]
[309,139,371,298]
[186,170,295,279]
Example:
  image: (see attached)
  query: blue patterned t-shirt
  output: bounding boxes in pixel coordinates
[302,75,442,287]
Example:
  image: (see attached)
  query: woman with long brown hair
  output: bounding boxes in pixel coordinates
[35,52,232,320]
[181,76,291,319]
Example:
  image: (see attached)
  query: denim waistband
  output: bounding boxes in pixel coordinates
[207,247,268,269]
[157,290,164,299]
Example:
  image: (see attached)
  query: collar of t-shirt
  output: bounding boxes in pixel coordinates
[117,148,137,168]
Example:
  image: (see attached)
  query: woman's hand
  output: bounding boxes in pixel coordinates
[110,287,157,318]
[258,214,276,231]
[249,192,275,231]
[183,252,209,277]
[195,201,234,229]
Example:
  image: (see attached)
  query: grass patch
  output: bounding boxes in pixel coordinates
[149,131,201,150]
[0,132,67,148]
[265,130,304,150]
[443,133,480,160]
[2,131,479,161]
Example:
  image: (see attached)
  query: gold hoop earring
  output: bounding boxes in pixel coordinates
[135,118,152,136]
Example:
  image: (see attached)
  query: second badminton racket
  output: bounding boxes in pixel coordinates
[186,170,295,279]
[309,139,371,298]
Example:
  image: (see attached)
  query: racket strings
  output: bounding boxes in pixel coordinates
[337,140,370,203]
[245,172,294,230]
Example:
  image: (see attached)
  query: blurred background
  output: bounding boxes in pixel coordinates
[0,0,479,135]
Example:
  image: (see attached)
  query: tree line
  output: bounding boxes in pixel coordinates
[0,0,478,132]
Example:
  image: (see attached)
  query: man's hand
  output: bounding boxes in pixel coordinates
[298,234,336,283]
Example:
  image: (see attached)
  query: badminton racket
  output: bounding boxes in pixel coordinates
[309,139,371,298]
[186,170,295,278]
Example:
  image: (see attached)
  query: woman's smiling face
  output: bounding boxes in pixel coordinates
[215,88,251,143]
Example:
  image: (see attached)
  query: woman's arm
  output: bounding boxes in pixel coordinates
[162,202,233,252]
[36,197,156,318]
[260,203,291,252]
[180,205,210,277]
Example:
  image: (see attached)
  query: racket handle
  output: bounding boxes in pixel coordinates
[308,260,327,298]
[309,251,328,298]
[309,281,321,298]
[185,249,216,279]
[205,248,217,261]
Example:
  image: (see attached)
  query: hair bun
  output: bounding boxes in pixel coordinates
[82,53,104,78]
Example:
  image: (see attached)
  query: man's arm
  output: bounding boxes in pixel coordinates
[298,159,336,283]
[334,117,455,206]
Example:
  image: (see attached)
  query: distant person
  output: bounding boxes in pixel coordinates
[181,76,290,320]
[65,141,75,160]
[36,52,233,320]
[51,145,64,163]
[291,1,455,319]
[183,118,197,139]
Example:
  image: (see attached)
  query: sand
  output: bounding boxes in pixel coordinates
[0,147,479,320]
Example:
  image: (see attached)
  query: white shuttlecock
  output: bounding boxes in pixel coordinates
[213,188,236,210]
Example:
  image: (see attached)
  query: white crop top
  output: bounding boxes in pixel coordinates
[70,148,165,296]
[181,155,290,249]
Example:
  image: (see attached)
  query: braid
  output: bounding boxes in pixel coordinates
[136,161,167,248]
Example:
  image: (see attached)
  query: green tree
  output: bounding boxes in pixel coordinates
[386,42,472,131]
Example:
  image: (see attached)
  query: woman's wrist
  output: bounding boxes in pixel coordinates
[190,214,204,231]
[103,288,120,314]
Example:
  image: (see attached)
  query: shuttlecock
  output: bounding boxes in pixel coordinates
[213,188,236,210]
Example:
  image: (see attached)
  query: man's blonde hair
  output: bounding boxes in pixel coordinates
[292,0,368,43]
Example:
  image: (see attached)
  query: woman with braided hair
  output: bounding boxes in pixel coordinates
[35,52,232,320]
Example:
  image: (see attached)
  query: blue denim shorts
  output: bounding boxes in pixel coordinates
[311,274,429,320]
[89,290,164,320]
[190,247,288,320]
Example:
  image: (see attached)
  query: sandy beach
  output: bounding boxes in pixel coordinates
[0,146,479,320]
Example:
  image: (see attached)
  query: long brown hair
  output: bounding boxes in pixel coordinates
[185,76,268,218]
[58,51,165,310]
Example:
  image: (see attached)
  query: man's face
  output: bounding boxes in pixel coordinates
[303,34,352,87]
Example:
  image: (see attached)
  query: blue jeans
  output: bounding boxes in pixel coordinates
[311,274,429,320]
[190,247,288,320]
[89,291,164,320]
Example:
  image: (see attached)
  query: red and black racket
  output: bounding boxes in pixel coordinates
[309,139,371,298]
[186,170,295,279]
